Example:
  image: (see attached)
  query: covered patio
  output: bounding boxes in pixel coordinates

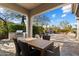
[0,3,78,56]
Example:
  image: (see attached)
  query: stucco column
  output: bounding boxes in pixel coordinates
[77,20,79,40]
[27,12,32,38]
[23,16,28,38]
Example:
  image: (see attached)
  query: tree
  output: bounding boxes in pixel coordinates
[0,20,8,39]
[33,15,51,27]
[0,17,8,36]
[0,8,25,39]
[0,8,22,21]
[7,22,26,32]
[33,25,44,37]
[59,20,69,29]
[59,20,73,34]
[51,25,61,33]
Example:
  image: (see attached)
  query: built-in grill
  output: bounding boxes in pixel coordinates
[16,30,23,37]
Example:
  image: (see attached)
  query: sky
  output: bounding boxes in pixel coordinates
[11,5,77,28]
[37,4,77,28]
[0,4,77,26]
[0,7,22,24]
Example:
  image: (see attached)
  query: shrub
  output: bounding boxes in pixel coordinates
[33,26,44,37]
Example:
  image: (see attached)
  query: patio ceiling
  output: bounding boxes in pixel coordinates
[0,3,29,15]
[17,3,41,10]
[0,3,77,17]
[75,4,79,17]
[71,3,79,19]
[0,3,64,16]
[72,4,78,15]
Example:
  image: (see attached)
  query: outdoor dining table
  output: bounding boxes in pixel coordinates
[17,38,53,56]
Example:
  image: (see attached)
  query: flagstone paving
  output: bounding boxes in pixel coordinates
[0,34,79,56]
[0,39,15,56]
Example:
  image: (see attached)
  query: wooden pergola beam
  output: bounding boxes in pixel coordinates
[72,3,78,14]
[76,17,79,20]
[30,3,63,16]
[0,3,65,16]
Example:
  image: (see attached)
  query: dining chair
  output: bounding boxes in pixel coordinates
[16,32,41,56]
[17,40,41,56]
[13,38,21,56]
[43,35,50,40]
[35,34,40,38]
[45,46,60,56]
[17,40,30,56]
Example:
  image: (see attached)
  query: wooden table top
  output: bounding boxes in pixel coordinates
[18,38,53,50]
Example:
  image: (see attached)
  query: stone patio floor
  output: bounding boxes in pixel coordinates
[0,34,79,56]
[0,39,15,56]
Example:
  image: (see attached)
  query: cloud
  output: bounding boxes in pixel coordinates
[0,8,4,13]
[63,9,71,13]
[62,4,71,10]
[70,23,77,28]
[61,4,72,13]
[70,23,77,25]
[52,14,56,18]
[61,14,66,18]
